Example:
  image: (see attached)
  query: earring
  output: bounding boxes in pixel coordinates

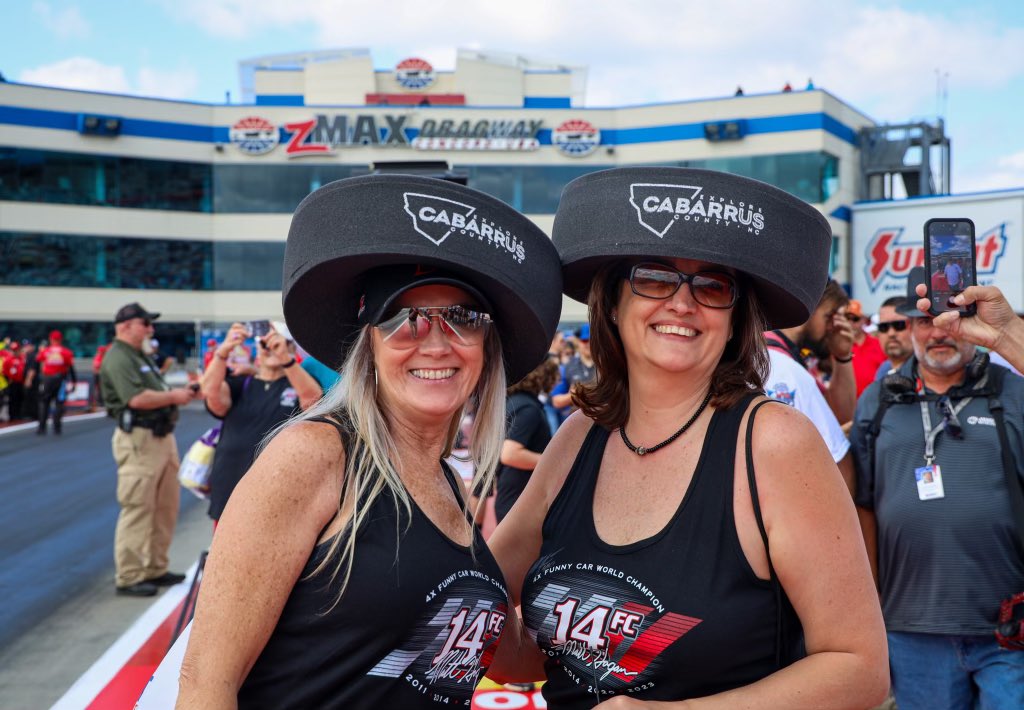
[611,314,618,323]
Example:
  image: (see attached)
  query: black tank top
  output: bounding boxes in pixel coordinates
[238,419,509,709]
[521,397,802,708]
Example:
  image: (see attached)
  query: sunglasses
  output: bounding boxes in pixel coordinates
[938,396,963,440]
[847,315,862,323]
[628,263,738,309]
[876,321,908,334]
[377,305,492,348]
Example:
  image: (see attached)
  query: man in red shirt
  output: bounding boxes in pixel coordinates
[2,342,27,422]
[847,300,887,396]
[92,343,110,410]
[37,330,77,435]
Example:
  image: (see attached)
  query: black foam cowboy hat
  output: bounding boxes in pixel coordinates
[552,167,833,329]
[282,174,563,383]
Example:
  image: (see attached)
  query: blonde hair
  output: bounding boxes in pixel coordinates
[270,324,506,607]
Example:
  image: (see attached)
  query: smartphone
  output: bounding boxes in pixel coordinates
[923,218,977,317]
[247,320,271,338]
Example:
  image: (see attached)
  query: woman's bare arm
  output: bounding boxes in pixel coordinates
[176,421,346,709]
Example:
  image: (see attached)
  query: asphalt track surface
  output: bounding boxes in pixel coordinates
[0,407,215,653]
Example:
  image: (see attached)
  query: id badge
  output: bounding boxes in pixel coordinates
[915,464,945,501]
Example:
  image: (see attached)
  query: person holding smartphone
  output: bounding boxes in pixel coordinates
[200,322,322,526]
[851,267,1024,709]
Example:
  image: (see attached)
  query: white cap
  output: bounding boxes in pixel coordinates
[271,321,293,342]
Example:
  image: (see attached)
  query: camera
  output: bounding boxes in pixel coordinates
[248,320,271,338]
[996,592,1024,651]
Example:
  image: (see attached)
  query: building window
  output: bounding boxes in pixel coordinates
[678,152,839,204]
[0,147,212,211]
[213,164,370,213]
[0,232,284,291]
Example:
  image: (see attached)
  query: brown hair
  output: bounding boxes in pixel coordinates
[820,278,849,312]
[573,262,769,429]
[508,355,561,396]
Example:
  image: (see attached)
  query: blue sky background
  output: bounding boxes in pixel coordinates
[5,0,1024,194]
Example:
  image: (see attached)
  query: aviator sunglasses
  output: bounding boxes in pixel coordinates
[628,262,739,309]
[376,305,493,348]
[876,321,908,334]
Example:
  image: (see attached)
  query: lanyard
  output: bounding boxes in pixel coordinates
[918,373,987,464]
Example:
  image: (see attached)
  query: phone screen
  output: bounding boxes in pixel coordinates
[248,320,271,338]
[924,218,976,316]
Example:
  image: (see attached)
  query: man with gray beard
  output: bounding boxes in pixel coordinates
[850,266,1024,710]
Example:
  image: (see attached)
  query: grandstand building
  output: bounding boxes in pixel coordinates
[0,49,874,359]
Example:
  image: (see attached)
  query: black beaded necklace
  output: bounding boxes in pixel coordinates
[619,390,712,456]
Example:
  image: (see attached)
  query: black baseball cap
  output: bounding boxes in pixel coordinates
[895,266,929,318]
[114,302,161,324]
[356,265,492,326]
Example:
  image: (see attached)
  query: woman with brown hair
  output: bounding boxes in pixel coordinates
[495,355,561,523]
[489,168,887,709]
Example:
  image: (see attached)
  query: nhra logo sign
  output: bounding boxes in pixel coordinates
[229,116,279,155]
[552,119,601,157]
[395,57,436,90]
[629,183,766,238]
[864,223,1008,291]
[403,193,526,263]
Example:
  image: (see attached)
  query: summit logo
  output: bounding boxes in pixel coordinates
[629,183,766,237]
[403,193,526,263]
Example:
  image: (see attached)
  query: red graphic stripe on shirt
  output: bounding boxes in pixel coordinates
[610,612,702,681]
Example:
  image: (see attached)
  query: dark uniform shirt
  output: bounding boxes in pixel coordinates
[851,358,1024,634]
[100,339,176,426]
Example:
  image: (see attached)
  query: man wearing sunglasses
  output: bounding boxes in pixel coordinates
[850,267,1024,709]
[873,296,914,382]
[101,302,202,597]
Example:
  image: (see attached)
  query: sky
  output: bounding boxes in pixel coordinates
[5,0,1024,194]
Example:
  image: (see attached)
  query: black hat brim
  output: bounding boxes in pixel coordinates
[553,167,833,329]
[283,175,563,383]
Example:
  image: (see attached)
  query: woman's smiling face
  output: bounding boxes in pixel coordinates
[614,257,736,378]
[372,284,486,426]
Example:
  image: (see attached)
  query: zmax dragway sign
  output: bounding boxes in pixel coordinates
[230,114,545,156]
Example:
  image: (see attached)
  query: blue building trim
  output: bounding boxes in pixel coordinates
[602,113,857,146]
[0,104,858,148]
[830,205,852,222]
[523,96,571,108]
[0,105,220,143]
[254,95,305,106]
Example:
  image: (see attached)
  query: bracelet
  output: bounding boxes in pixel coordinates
[833,353,853,363]
[216,352,228,361]
[282,358,297,369]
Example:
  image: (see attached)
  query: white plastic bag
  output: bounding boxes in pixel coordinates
[178,427,220,499]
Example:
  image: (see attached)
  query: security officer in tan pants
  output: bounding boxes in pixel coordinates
[101,303,202,596]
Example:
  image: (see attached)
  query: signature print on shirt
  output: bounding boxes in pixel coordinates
[367,570,508,705]
[524,560,702,695]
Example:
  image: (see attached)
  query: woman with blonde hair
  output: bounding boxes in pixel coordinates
[176,175,561,709]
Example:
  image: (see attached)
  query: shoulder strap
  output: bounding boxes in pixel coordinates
[765,330,804,366]
[985,367,1024,555]
[743,397,787,669]
[307,415,351,459]
[241,375,254,396]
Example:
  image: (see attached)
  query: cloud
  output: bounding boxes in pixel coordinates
[957,150,1024,193]
[32,1,90,39]
[164,0,1024,118]
[18,57,199,100]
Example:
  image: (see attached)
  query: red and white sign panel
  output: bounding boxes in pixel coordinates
[851,192,1024,313]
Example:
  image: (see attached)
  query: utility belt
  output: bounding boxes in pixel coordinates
[118,407,177,437]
